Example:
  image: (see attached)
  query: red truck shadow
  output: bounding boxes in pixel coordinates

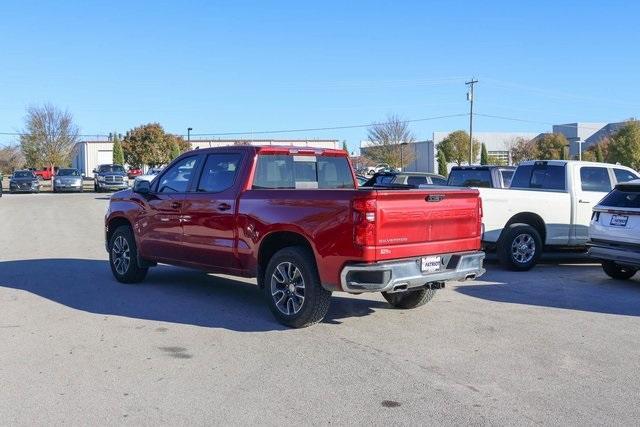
[0,258,388,331]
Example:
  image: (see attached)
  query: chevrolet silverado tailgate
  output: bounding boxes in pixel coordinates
[370,188,482,261]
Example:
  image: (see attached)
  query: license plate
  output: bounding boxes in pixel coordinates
[610,215,629,227]
[421,256,442,273]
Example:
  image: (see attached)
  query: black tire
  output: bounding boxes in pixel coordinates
[602,261,637,280]
[94,182,99,192]
[263,246,331,328]
[108,225,148,283]
[497,223,542,271]
[382,288,437,309]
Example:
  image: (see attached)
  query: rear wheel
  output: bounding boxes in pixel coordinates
[382,288,436,309]
[263,246,331,328]
[498,223,542,271]
[109,225,148,283]
[602,261,637,280]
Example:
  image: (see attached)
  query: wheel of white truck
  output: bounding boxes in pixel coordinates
[263,246,331,328]
[497,223,542,271]
[382,288,436,309]
[602,261,637,280]
[109,225,149,284]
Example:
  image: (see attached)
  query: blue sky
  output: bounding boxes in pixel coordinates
[1,0,639,153]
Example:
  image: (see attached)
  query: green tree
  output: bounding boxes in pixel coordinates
[480,143,488,165]
[112,133,125,165]
[609,121,640,169]
[509,137,537,165]
[169,140,181,160]
[364,114,415,167]
[437,130,480,166]
[595,144,604,162]
[437,146,448,177]
[19,103,79,169]
[122,123,190,167]
[535,133,569,160]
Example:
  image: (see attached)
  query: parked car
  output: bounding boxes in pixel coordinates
[479,160,639,270]
[127,167,143,179]
[362,171,447,188]
[53,168,84,193]
[363,163,391,176]
[588,179,640,280]
[33,166,58,180]
[355,174,369,186]
[134,167,164,184]
[105,146,485,327]
[9,170,41,193]
[93,164,129,192]
[448,165,516,188]
[0,172,3,197]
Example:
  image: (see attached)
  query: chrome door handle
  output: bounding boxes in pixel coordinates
[171,201,182,209]
[217,203,231,211]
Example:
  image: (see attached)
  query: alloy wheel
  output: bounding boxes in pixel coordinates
[270,262,305,315]
[511,233,535,264]
[112,235,131,275]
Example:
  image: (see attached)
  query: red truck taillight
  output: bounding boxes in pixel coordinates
[353,198,377,247]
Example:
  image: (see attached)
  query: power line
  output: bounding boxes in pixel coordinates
[474,113,617,131]
[185,113,469,137]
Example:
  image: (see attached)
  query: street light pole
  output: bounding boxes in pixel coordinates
[187,127,193,144]
[400,142,408,171]
[466,78,478,165]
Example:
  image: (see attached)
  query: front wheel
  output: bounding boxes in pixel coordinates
[383,288,436,309]
[602,261,637,280]
[109,225,148,283]
[497,223,542,271]
[263,246,331,328]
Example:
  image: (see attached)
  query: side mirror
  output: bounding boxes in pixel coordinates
[133,179,151,194]
[81,173,86,178]
[92,169,97,174]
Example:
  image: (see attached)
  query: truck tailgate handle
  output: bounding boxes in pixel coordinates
[217,203,231,211]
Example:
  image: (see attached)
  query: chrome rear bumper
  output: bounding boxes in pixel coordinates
[340,251,485,293]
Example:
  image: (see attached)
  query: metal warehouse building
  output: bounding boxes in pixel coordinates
[72,138,340,178]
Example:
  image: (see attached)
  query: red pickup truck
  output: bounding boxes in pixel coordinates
[105,146,485,327]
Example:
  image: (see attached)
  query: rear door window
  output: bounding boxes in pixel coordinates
[512,164,566,191]
[447,169,492,187]
[252,154,354,189]
[613,168,639,184]
[196,153,242,193]
[580,167,612,192]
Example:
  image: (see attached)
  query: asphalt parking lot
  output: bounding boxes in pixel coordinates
[1,193,640,425]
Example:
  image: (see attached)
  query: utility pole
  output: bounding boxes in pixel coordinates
[466,78,478,165]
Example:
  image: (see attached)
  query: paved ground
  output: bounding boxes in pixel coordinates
[1,192,640,425]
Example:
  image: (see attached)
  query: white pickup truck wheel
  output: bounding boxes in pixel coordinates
[498,223,542,271]
[602,261,637,280]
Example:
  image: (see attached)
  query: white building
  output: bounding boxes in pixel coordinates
[72,138,340,178]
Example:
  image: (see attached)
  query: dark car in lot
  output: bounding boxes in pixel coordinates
[362,171,448,188]
[9,170,41,193]
[447,165,516,188]
[53,168,84,193]
[94,164,129,192]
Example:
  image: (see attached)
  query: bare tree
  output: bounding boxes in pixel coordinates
[365,114,415,168]
[0,145,25,174]
[20,103,79,169]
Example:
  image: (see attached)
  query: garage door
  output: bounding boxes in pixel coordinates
[97,150,113,166]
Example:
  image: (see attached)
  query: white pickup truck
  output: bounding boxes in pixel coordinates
[479,160,639,270]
